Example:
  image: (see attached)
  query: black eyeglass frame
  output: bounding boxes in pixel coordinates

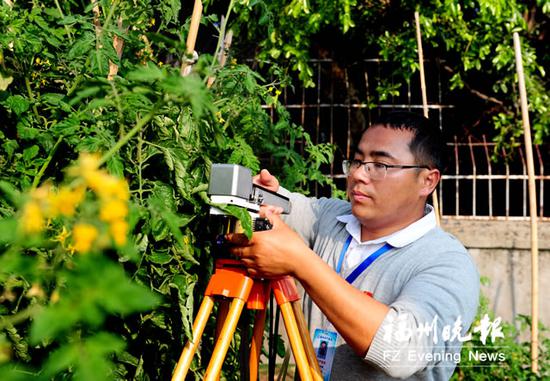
[342,159,430,179]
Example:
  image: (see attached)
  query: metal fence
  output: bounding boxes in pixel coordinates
[272,58,549,220]
[441,138,548,220]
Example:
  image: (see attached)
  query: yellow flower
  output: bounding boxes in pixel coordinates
[69,153,129,199]
[86,172,129,201]
[106,178,129,201]
[109,219,128,246]
[66,244,76,255]
[72,223,99,253]
[78,153,101,173]
[215,111,225,124]
[48,186,85,217]
[53,226,71,246]
[21,201,44,234]
[99,199,128,222]
[69,152,101,181]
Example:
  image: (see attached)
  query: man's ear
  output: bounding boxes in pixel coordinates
[419,169,440,197]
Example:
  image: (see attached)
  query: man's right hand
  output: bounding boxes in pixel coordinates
[253,169,279,192]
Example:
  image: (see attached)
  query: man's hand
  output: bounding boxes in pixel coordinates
[253,169,279,192]
[226,207,305,278]
[226,207,390,356]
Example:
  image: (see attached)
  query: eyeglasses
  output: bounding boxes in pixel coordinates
[342,159,430,180]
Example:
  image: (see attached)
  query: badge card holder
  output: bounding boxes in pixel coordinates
[313,328,338,381]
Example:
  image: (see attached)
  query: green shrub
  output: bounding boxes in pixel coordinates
[0,1,336,380]
[452,279,549,380]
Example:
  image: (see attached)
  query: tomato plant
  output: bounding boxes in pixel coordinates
[0,1,336,380]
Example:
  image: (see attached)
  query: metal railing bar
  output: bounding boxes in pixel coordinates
[468,136,477,216]
[454,136,460,216]
[536,145,544,218]
[483,135,493,216]
[441,215,550,222]
[520,148,527,217]
[504,147,510,218]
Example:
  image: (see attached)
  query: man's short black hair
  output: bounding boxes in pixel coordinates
[367,111,446,172]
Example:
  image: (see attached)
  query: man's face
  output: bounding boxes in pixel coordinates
[346,125,432,235]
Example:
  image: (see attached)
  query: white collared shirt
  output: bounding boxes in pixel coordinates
[335,205,436,271]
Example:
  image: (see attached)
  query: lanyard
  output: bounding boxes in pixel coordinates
[336,235,393,284]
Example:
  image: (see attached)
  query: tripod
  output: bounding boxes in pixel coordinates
[171,258,323,381]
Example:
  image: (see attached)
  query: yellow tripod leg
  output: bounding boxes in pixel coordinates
[204,297,248,381]
[279,301,313,381]
[292,301,323,381]
[172,295,215,381]
[249,308,267,381]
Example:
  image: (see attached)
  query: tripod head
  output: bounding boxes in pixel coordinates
[208,164,291,256]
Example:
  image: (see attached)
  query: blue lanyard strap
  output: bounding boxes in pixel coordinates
[335,235,353,274]
[336,235,393,284]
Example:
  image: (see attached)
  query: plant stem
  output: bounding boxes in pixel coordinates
[103,0,119,31]
[24,77,40,118]
[99,104,160,167]
[137,129,143,203]
[0,305,40,330]
[53,0,74,43]
[207,0,235,78]
[32,136,63,189]
[110,80,125,136]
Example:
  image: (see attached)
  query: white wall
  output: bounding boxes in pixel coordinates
[442,219,550,331]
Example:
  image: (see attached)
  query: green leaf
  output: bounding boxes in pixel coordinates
[67,31,95,60]
[0,219,17,244]
[216,204,253,239]
[0,181,21,207]
[0,365,33,381]
[41,92,71,112]
[159,75,214,118]
[127,62,166,82]
[106,156,124,178]
[159,0,182,25]
[22,145,39,163]
[69,86,102,106]
[169,273,197,339]
[147,251,173,265]
[30,256,160,343]
[4,95,29,117]
[43,333,126,381]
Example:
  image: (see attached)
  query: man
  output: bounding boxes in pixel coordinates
[228,112,479,380]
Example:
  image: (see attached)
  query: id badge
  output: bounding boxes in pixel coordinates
[313,328,338,381]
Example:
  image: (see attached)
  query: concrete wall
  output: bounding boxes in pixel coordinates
[441,219,550,330]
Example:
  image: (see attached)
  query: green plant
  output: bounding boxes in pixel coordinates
[451,278,550,380]
[0,1,337,380]
[230,0,550,149]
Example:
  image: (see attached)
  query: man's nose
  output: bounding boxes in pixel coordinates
[349,165,372,184]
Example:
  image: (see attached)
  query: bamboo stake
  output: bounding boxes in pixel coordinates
[414,11,441,226]
[181,0,203,76]
[513,31,539,374]
[108,17,125,81]
[91,0,101,36]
